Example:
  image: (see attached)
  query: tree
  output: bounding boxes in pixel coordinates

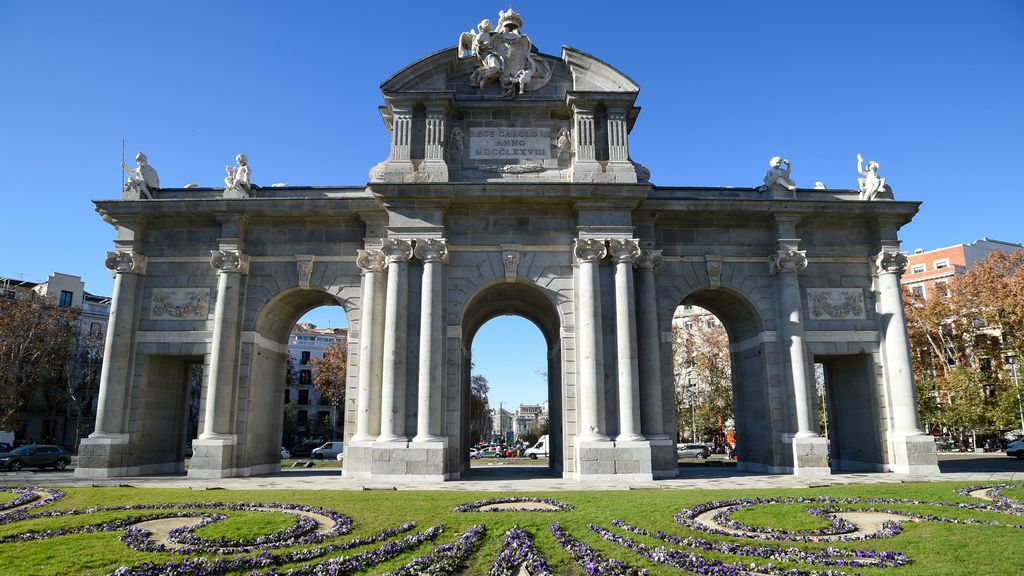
[0,292,81,431]
[470,372,490,445]
[672,314,732,443]
[311,341,347,406]
[69,327,104,451]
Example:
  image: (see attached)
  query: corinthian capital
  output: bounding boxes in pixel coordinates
[210,249,248,274]
[380,238,413,263]
[770,249,808,275]
[104,250,145,275]
[607,238,641,264]
[636,250,663,271]
[876,249,908,275]
[573,238,607,263]
[414,238,448,264]
[356,249,388,273]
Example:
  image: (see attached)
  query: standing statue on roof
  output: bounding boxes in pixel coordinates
[458,8,553,97]
[856,153,890,200]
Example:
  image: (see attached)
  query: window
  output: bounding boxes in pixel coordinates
[318,411,330,425]
[298,389,310,405]
[299,369,311,385]
[297,410,308,423]
[59,290,73,307]
[284,389,291,403]
[933,258,950,270]
[910,285,925,298]
[90,322,102,335]
[911,264,926,274]
[300,351,311,365]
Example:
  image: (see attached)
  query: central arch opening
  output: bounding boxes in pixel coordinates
[460,282,563,479]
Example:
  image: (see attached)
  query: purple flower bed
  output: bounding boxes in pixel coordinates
[676,495,1024,543]
[381,524,486,576]
[955,483,1024,511]
[111,523,427,576]
[0,487,64,521]
[550,522,648,576]
[611,519,909,568]
[0,488,39,511]
[453,497,574,513]
[489,525,552,576]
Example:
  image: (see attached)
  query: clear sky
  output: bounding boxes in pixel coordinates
[2,1,1021,407]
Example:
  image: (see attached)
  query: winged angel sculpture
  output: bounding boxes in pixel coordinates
[458,8,552,97]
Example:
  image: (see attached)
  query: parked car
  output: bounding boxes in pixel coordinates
[1006,438,1024,459]
[525,435,549,460]
[469,448,480,459]
[280,447,292,459]
[312,441,344,460]
[479,446,505,458]
[0,442,12,454]
[677,443,710,459]
[0,445,70,471]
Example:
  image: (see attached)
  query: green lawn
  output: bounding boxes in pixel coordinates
[0,482,1022,575]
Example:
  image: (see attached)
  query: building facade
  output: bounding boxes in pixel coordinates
[76,10,937,481]
[285,324,348,441]
[900,237,1022,299]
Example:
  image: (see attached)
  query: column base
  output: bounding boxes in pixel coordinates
[576,439,654,482]
[187,436,239,479]
[648,436,679,479]
[75,434,131,478]
[343,440,448,481]
[792,435,831,476]
[889,433,940,475]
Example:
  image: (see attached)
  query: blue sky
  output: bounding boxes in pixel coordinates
[2,1,1022,408]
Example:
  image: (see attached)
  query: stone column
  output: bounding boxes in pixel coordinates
[770,246,816,438]
[606,110,629,162]
[351,249,387,443]
[609,239,644,442]
[413,238,448,442]
[635,250,666,439]
[571,103,601,181]
[421,106,449,182]
[876,248,939,473]
[200,248,248,440]
[377,238,413,443]
[574,238,609,442]
[91,250,145,437]
[876,249,924,436]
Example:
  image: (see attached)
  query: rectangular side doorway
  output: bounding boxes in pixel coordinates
[133,355,203,475]
[817,354,886,472]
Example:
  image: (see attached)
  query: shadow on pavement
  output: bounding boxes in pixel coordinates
[938,453,1024,473]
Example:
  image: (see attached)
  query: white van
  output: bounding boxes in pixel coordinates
[525,435,549,459]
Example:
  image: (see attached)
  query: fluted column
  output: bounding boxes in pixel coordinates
[351,249,387,442]
[573,105,596,161]
[91,250,145,437]
[609,239,644,442]
[424,108,446,162]
[876,248,925,436]
[201,248,248,439]
[636,250,666,439]
[574,238,609,442]
[413,238,448,442]
[607,110,629,162]
[377,238,413,443]
[771,246,816,438]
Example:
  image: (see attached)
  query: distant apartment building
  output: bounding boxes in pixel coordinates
[900,237,1022,299]
[285,323,348,439]
[1,273,111,446]
[490,407,513,439]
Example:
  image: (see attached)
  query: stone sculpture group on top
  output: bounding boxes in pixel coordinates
[458,8,552,97]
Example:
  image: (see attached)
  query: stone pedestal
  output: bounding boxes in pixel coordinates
[890,434,941,475]
[649,436,678,479]
[350,441,450,482]
[75,435,131,478]
[792,436,831,475]
[188,436,239,479]
[576,440,654,482]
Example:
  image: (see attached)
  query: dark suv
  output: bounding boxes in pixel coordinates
[0,445,70,471]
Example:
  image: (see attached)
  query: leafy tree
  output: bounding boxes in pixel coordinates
[672,315,732,443]
[0,292,81,431]
[470,372,490,445]
[69,327,104,451]
[311,341,347,406]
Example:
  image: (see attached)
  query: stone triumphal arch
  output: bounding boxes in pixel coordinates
[77,9,938,481]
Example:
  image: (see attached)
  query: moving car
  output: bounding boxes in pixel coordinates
[479,446,505,458]
[0,445,70,471]
[1006,438,1024,459]
[311,441,344,460]
[677,443,710,459]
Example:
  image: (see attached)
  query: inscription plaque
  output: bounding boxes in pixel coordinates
[469,127,550,160]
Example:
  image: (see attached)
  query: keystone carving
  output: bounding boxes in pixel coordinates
[705,256,723,289]
[770,249,808,275]
[104,250,145,275]
[296,255,315,288]
[501,247,520,283]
